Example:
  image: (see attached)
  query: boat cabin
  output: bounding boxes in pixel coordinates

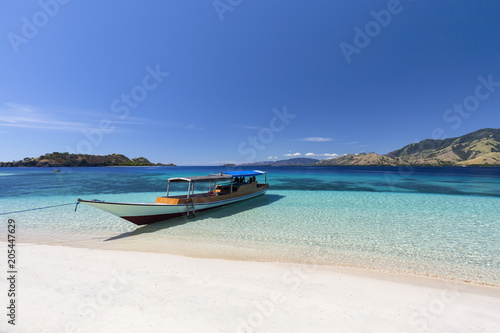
[155,170,268,205]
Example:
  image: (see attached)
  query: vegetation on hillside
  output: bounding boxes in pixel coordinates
[241,128,500,167]
[0,153,176,167]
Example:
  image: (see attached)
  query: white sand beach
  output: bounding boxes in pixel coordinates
[2,242,500,333]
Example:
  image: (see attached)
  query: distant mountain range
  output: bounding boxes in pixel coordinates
[243,128,500,167]
[240,157,320,167]
[0,153,175,167]
[2,129,499,167]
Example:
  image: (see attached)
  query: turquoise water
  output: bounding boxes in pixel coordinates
[1,166,499,285]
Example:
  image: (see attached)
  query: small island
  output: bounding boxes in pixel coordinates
[0,152,176,167]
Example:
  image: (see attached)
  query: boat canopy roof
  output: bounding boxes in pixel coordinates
[224,170,267,177]
[167,170,266,183]
[168,174,233,183]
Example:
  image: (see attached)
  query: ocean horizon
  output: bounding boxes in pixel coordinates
[1,166,499,285]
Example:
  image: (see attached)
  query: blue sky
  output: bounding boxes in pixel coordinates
[1,0,499,165]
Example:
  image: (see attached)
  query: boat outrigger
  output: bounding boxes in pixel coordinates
[77,170,269,225]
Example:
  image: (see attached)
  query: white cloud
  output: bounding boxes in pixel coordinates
[0,103,88,132]
[0,102,181,135]
[233,124,260,130]
[304,153,338,158]
[185,124,204,130]
[340,141,358,145]
[283,152,301,157]
[298,137,333,142]
[267,156,278,159]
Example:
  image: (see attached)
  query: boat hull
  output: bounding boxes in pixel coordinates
[78,186,268,225]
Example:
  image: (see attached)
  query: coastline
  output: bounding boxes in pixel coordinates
[3,241,499,332]
[2,164,500,168]
[18,232,500,289]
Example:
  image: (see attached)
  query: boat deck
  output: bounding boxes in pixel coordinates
[155,182,268,205]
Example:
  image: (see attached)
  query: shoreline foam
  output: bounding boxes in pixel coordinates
[15,233,500,288]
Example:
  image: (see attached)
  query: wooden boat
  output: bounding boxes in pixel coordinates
[77,170,269,225]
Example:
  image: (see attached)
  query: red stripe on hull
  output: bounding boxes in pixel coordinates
[122,206,216,225]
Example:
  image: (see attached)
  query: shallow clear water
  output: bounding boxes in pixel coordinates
[1,166,499,284]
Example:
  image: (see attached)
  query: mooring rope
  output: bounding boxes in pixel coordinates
[0,202,78,216]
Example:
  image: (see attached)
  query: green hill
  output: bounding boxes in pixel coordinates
[317,128,500,167]
[386,128,500,166]
[315,153,399,166]
[0,153,175,167]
